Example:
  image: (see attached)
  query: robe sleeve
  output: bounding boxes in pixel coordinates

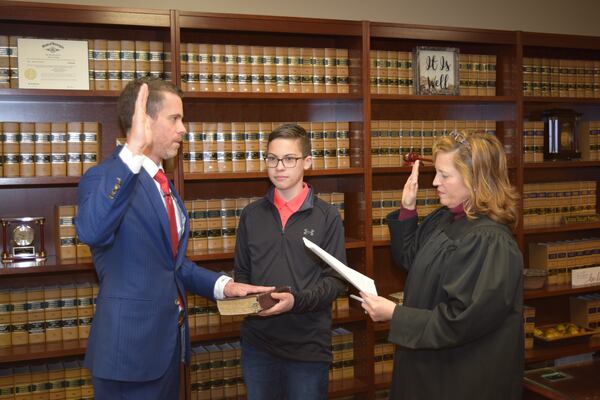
[386,208,446,272]
[388,224,523,350]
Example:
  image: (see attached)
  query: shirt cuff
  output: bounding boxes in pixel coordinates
[119,144,144,174]
[213,275,233,300]
[399,207,417,220]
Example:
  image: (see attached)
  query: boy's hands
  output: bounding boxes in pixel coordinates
[258,292,294,316]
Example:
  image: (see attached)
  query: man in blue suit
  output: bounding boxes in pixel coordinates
[75,77,272,399]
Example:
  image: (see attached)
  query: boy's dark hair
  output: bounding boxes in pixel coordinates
[268,123,312,156]
[117,77,183,134]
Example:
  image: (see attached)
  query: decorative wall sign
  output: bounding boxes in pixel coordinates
[414,46,459,95]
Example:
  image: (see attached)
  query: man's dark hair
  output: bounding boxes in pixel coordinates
[117,77,183,134]
[268,123,311,156]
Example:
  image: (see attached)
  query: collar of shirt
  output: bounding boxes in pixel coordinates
[449,203,466,220]
[273,183,309,228]
[142,156,162,179]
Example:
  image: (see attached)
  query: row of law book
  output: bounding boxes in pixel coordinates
[0,281,349,349]
[189,327,354,400]
[0,35,170,89]
[56,205,92,263]
[184,193,344,254]
[522,57,600,98]
[371,119,497,167]
[583,121,600,161]
[374,337,394,376]
[372,189,441,239]
[522,121,545,163]
[181,121,354,174]
[522,181,597,228]
[0,121,100,178]
[180,43,350,94]
[0,359,93,400]
[190,341,244,400]
[370,51,497,96]
[58,191,344,261]
[523,306,535,350]
[523,120,600,163]
[369,50,414,95]
[529,237,600,286]
[0,283,98,348]
[570,293,600,330]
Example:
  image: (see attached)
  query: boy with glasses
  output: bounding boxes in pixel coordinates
[234,123,347,400]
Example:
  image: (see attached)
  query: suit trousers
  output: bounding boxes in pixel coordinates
[92,333,181,400]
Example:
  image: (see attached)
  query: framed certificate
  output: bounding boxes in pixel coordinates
[17,38,89,90]
[414,46,459,95]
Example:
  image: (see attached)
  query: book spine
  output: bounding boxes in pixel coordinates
[19,122,35,178]
[0,35,9,89]
[106,40,121,91]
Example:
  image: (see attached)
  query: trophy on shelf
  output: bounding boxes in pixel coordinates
[1,217,47,263]
[542,109,582,160]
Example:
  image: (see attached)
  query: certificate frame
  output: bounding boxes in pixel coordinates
[414,46,459,95]
[17,38,90,90]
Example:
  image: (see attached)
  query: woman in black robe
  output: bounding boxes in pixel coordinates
[360,131,523,400]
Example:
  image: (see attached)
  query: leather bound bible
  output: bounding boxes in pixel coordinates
[216,286,291,316]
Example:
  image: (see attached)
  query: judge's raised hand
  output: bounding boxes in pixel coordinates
[127,83,153,156]
[223,281,274,298]
[257,292,294,317]
[401,160,420,210]
[359,292,396,322]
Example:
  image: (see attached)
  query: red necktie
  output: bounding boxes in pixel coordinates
[154,169,186,327]
[154,169,179,259]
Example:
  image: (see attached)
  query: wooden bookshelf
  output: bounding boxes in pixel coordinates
[0,1,599,399]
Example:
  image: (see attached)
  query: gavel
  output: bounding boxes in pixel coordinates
[403,152,433,164]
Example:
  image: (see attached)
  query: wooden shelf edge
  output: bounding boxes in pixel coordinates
[371,94,516,102]
[329,377,369,397]
[0,177,81,187]
[183,91,362,100]
[0,262,94,276]
[525,336,600,364]
[178,11,362,36]
[0,339,88,364]
[188,238,365,262]
[374,372,393,389]
[0,88,120,98]
[373,240,390,247]
[372,165,435,174]
[523,222,600,235]
[184,168,364,181]
[189,309,363,343]
[523,96,600,103]
[524,161,600,169]
[524,284,600,300]
[189,322,242,343]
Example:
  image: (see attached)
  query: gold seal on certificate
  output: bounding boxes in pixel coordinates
[17,38,89,90]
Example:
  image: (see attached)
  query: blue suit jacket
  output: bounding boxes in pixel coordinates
[75,147,221,382]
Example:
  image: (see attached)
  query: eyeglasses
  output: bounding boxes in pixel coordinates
[449,131,471,149]
[264,155,306,168]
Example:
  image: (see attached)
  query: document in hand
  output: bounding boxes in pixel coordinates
[303,237,378,295]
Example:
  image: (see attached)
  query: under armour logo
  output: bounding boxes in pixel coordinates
[303,229,315,236]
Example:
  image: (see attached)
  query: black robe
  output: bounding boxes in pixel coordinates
[386,208,523,400]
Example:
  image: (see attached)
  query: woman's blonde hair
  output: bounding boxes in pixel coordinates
[433,131,519,229]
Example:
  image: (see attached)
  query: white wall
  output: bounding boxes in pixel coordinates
[11,0,600,37]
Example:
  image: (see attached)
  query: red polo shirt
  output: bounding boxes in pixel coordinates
[273,183,310,229]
